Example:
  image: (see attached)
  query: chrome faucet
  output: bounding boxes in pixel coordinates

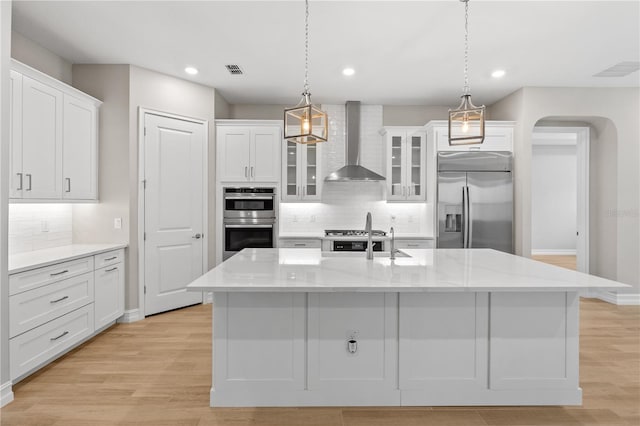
[389,226,396,260]
[365,212,373,260]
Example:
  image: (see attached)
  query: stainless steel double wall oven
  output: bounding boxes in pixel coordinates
[223,187,277,260]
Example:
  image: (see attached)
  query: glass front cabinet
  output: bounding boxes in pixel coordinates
[282,141,322,201]
[383,127,426,202]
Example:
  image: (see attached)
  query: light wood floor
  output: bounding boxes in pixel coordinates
[532,255,578,271]
[1,298,638,426]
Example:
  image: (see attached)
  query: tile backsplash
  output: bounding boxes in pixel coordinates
[280,104,433,235]
[9,204,73,254]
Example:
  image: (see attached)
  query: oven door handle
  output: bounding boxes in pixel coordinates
[224,224,274,228]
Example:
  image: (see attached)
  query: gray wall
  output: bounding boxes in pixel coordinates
[11,30,72,84]
[489,87,640,291]
[1,0,13,404]
[229,103,287,120]
[383,105,449,126]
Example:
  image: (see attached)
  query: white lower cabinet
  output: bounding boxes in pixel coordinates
[94,263,125,330]
[9,248,125,381]
[10,304,94,380]
[278,238,321,248]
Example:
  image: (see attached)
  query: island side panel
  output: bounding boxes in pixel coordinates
[489,291,581,404]
[399,292,489,405]
[306,292,400,405]
[211,292,306,407]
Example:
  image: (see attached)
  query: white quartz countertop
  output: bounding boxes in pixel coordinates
[9,243,128,275]
[187,248,629,293]
[278,232,434,240]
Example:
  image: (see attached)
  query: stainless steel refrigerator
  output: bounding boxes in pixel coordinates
[437,151,513,253]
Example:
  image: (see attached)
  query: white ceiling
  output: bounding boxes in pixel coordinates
[11,1,640,106]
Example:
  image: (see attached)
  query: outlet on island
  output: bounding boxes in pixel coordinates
[114,217,122,229]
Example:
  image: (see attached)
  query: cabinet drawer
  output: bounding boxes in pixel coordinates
[10,272,94,338]
[279,239,322,248]
[394,239,434,249]
[9,256,94,296]
[10,303,94,380]
[94,249,124,269]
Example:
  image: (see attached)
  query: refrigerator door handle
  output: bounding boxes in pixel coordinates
[466,186,472,248]
[462,186,468,248]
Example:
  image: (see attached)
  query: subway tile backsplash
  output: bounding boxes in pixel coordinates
[9,204,73,254]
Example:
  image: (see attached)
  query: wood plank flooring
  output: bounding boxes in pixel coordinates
[1,298,638,426]
[532,255,577,271]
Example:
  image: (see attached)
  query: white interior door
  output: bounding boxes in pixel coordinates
[144,113,205,316]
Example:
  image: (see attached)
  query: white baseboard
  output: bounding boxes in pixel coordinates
[1,381,14,407]
[117,308,142,323]
[531,249,577,256]
[589,290,640,306]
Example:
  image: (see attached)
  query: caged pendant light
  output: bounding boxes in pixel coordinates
[448,0,485,146]
[284,0,328,144]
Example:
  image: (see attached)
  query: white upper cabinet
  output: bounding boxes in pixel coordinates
[62,94,98,200]
[217,121,281,183]
[21,75,63,200]
[429,120,515,152]
[10,60,101,202]
[282,140,321,201]
[383,127,427,202]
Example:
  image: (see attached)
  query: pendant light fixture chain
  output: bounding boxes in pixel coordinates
[463,0,470,95]
[303,0,310,96]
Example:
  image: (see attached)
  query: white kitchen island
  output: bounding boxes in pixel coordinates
[186,248,627,407]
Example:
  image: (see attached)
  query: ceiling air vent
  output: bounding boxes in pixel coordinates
[593,61,640,77]
[225,64,244,75]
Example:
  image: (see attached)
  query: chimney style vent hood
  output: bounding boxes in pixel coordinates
[325,101,385,182]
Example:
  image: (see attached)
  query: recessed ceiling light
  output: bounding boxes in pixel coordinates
[185,67,198,75]
[342,67,355,76]
[491,69,506,79]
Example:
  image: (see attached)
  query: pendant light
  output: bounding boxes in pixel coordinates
[448,0,485,145]
[284,0,328,144]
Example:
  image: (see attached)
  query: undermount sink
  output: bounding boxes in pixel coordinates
[322,250,411,259]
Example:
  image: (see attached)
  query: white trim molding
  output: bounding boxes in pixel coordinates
[590,290,640,306]
[532,249,577,256]
[117,309,142,324]
[1,381,14,407]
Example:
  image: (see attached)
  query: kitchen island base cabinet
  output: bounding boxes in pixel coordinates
[210,290,581,407]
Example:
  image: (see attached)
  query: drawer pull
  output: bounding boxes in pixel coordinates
[104,256,118,261]
[293,243,306,247]
[50,331,69,341]
[50,295,69,304]
[50,270,69,277]
[407,244,419,247]
[105,267,118,272]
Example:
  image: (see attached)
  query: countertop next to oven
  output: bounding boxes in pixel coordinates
[9,243,128,275]
[279,232,434,240]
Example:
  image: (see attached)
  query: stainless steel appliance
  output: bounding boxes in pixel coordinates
[223,187,277,260]
[437,151,513,253]
[324,229,386,252]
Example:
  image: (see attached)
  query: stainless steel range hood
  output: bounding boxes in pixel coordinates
[324,101,385,182]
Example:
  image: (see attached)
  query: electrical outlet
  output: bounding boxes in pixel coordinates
[390,215,396,223]
[292,215,299,223]
[41,220,49,233]
[310,215,316,223]
[408,215,415,223]
[114,217,122,229]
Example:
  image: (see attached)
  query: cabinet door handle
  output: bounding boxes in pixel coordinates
[26,174,32,191]
[402,186,405,197]
[297,186,300,197]
[250,166,254,178]
[50,331,69,341]
[17,173,23,190]
[303,186,306,197]
[244,166,248,178]
[104,256,118,261]
[65,178,71,193]
[50,295,69,304]
[50,269,69,277]
[105,267,118,272]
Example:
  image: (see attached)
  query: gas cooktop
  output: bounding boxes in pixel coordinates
[324,229,387,237]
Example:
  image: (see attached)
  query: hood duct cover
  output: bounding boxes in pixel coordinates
[325,101,386,182]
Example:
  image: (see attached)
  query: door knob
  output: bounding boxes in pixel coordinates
[192,233,202,239]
